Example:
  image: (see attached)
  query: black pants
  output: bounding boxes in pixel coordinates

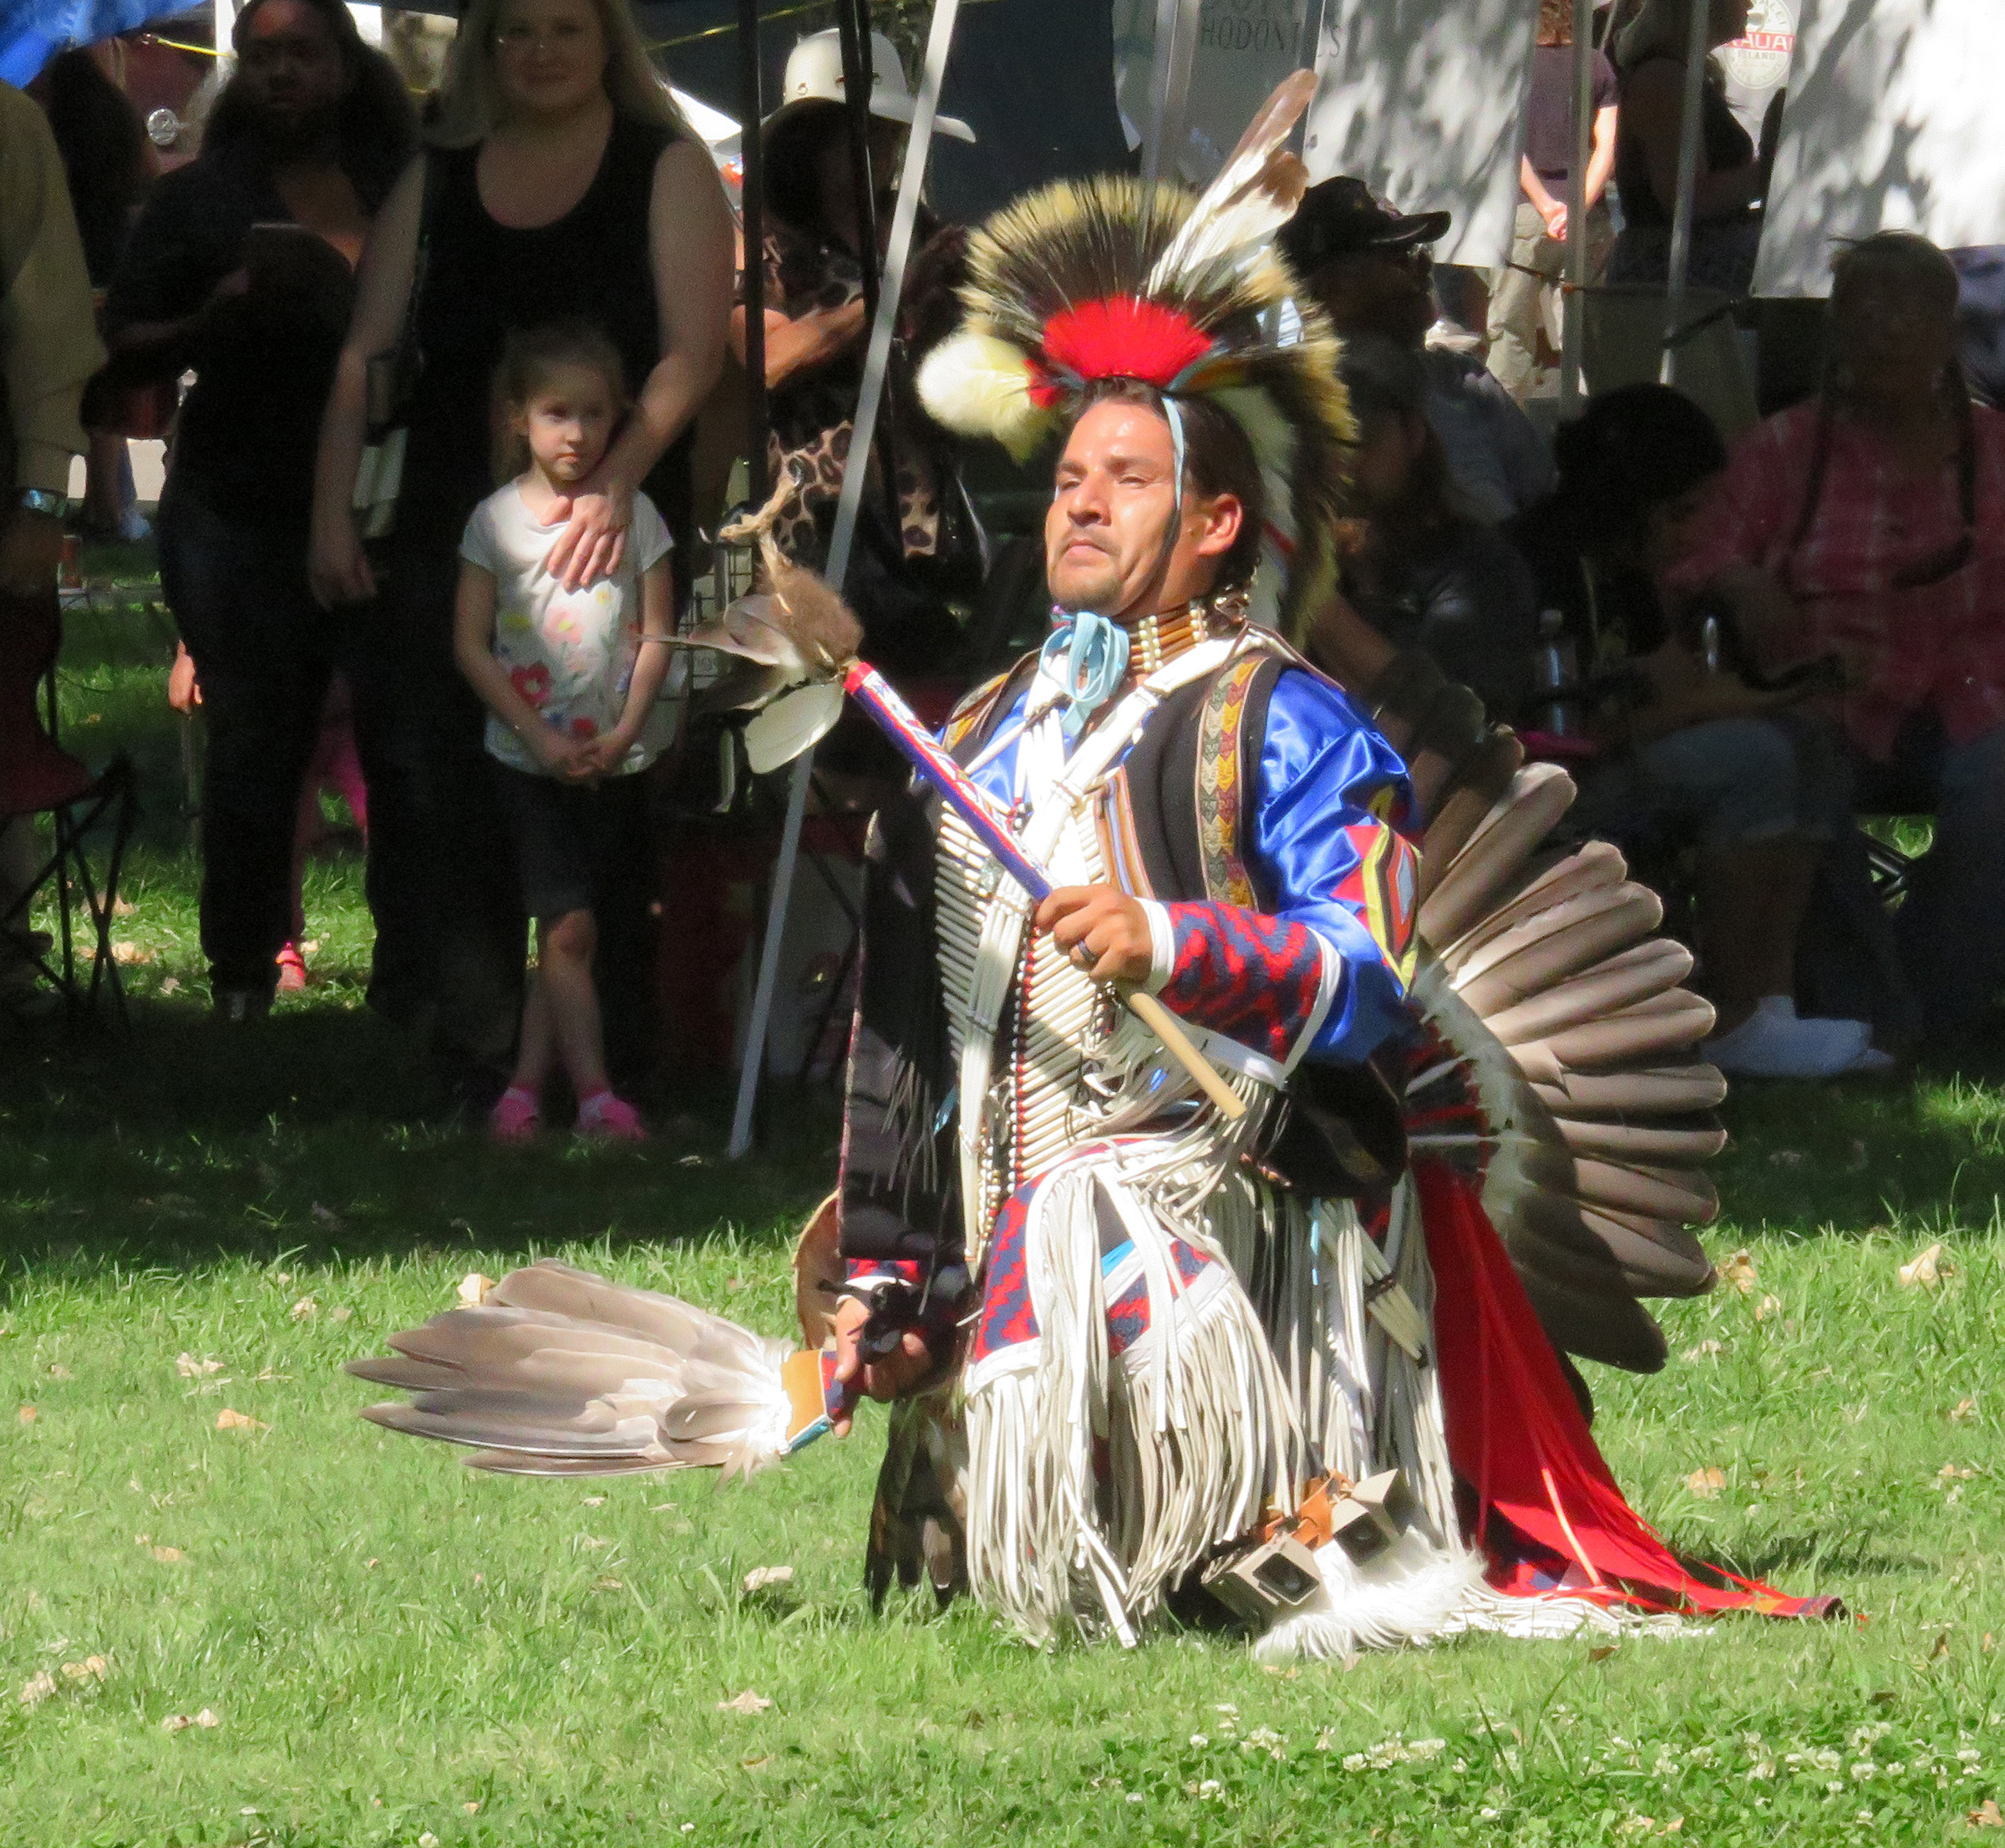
[365,538,523,1080]
[159,485,430,1008]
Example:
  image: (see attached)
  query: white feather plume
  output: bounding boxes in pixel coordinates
[916,329,1051,460]
[1145,71,1316,305]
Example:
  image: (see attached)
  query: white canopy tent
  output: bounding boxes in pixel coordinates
[1754,0,2005,297]
[1303,0,1537,270]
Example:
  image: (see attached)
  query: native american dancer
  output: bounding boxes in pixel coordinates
[351,79,1834,1658]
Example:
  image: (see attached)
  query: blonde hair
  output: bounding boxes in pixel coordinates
[428,0,684,149]
[494,319,631,480]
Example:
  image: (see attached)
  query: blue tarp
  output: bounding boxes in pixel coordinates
[1,0,201,86]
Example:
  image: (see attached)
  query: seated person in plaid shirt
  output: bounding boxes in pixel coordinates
[1510,385,1883,1078]
[1674,234,2005,1054]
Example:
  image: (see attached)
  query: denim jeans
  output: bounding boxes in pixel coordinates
[1569,715,1808,854]
[364,537,523,1082]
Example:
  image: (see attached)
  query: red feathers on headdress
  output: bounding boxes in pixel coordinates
[1031,297,1215,404]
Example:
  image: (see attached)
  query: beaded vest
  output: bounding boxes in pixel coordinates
[930,598,1256,1251]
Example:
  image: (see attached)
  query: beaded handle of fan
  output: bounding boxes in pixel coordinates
[841,660,1246,1122]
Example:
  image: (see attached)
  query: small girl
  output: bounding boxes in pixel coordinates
[453,322,674,1143]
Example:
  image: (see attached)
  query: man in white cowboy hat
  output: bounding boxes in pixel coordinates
[726,28,979,720]
[764,27,976,150]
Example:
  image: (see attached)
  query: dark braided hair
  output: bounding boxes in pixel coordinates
[1783,232,1974,591]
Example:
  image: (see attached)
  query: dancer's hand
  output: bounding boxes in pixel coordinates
[830,1296,932,1435]
[1037,885,1154,985]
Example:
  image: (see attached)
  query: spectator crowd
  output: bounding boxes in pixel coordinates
[4,0,2002,1126]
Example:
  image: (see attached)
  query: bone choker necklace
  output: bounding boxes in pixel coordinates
[1114,590,1249,676]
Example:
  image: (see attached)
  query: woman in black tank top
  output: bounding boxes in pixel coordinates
[1607,0,1769,293]
[395,110,691,557]
[305,0,731,1088]
[311,0,731,605]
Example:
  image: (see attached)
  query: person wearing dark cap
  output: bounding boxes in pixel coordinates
[1506,384,1885,1077]
[1280,176,1552,524]
[1333,335,1539,720]
[728,28,977,693]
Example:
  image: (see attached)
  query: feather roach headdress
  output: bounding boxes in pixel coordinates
[916,74,1350,640]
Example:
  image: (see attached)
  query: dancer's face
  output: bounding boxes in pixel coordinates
[1045,399,1242,621]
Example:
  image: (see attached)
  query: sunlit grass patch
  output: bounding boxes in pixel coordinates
[0,541,2001,1845]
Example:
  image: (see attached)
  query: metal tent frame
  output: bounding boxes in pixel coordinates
[726,0,964,1156]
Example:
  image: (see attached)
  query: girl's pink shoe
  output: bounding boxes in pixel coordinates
[576,1089,646,1142]
[490,1085,541,1145]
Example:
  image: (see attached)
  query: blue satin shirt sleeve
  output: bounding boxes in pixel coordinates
[1247,668,1421,1066]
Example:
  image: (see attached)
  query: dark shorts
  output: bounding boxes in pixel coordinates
[491,761,648,921]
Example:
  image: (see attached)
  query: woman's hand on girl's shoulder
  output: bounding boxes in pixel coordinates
[542,475,633,591]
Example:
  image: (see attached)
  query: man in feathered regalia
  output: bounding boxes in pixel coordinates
[353,81,1833,1657]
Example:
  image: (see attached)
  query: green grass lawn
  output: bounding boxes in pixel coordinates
[3,549,2003,1845]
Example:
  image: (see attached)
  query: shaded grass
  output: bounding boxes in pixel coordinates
[3,546,2003,1845]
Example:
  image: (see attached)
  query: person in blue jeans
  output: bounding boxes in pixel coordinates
[1507,385,1888,1077]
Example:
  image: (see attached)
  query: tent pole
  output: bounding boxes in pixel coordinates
[1559,0,1593,412]
[835,2,881,329]
[728,0,962,1160]
[1659,0,1709,386]
[1142,0,1201,186]
[736,0,768,507]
